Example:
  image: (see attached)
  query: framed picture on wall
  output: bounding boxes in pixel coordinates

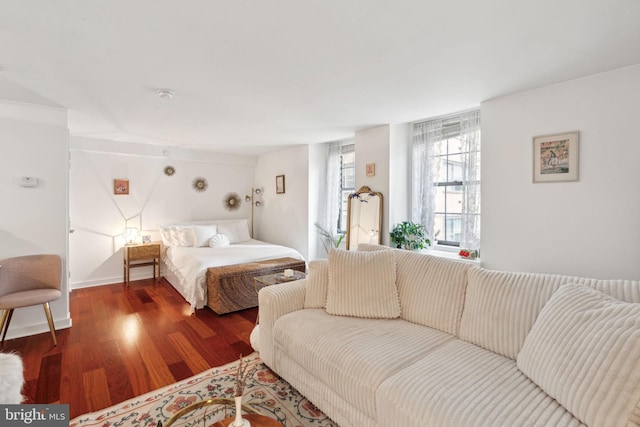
[276,175,285,194]
[366,163,376,177]
[533,131,579,183]
[114,179,129,195]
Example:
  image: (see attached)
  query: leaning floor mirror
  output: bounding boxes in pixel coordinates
[345,186,383,250]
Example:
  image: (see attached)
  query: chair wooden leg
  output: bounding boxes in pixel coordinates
[0,309,14,344]
[43,303,57,346]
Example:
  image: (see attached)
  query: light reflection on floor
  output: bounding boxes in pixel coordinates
[121,314,140,346]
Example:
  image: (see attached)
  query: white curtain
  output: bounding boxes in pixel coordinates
[412,110,481,250]
[459,110,481,250]
[320,142,342,239]
[412,119,443,241]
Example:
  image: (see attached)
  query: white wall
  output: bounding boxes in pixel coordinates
[70,137,256,287]
[355,125,391,245]
[481,64,640,280]
[308,143,329,261]
[0,99,71,340]
[254,145,310,259]
[388,123,411,230]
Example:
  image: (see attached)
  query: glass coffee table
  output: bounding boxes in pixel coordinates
[253,271,307,291]
[254,271,306,325]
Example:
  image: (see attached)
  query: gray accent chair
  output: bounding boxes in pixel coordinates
[0,254,62,345]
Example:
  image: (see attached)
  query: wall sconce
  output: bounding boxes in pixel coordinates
[122,227,140,245]
[245,187,263,237]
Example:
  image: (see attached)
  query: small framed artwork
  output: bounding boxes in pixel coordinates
[141,235,151,244]
[276,175,285,194]
[533,131,579,183]
[114,179,129,195]
[366,163,376,177]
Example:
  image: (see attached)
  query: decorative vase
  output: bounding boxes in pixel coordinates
[229,396,250,427]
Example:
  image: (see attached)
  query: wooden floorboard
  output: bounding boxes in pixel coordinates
[1,278,258,419]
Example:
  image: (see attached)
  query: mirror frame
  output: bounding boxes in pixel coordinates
[345,185,383,250]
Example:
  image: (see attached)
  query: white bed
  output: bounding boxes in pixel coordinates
[159,219,304,311]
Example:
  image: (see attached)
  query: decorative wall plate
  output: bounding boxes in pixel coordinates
[192,177,208,192]
[164,166,175,176]
[223,193,242,211]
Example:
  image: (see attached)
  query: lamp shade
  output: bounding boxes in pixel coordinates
[123,227,140,244]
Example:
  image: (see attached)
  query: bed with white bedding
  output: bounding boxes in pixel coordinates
[160,219,305,311]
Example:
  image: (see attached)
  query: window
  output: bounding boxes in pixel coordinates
[434,130,464,244]
[337,145,355,233]
[412,111,481,249]
[318,141,354,245]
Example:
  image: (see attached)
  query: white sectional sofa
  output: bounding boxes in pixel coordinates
[257,244,640,427]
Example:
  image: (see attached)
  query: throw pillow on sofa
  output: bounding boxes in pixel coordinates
[326,249,400,319]
[517,283,640,427]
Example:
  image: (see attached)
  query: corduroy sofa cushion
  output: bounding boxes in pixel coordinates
[377,339,582,427]
[273,309,454,423]
[458,267,576,359]
[304,259,329,309]
[395,250,471,336]
[517,284,640,427]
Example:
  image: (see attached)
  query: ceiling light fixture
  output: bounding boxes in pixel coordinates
[156,89,174,99]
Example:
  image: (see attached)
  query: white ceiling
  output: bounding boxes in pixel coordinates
[1,0,639,154]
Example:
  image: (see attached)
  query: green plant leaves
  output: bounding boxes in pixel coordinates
[390,221,430,250]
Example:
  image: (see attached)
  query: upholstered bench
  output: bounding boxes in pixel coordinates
[206,257,305,314]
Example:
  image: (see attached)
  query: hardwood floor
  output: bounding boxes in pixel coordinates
[2,278,257,419]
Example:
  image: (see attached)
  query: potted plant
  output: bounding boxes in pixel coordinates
[314,223,345,254]
[390,221,430,250]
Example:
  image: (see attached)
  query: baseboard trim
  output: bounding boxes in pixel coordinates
[3,316,73,341]
[71,272,160,289]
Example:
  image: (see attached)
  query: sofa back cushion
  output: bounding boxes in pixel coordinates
[576,278,640,303]
[395,250,471,336]
[356,243,392,252]
[458,267,576,360]
[304,259,329,309]
[326,249,400,319]
[517,284,640,427]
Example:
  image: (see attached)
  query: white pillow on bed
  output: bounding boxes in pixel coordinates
[171,226,196,247]
[217,220,251,243]
[160,227,174,246]
[191,225,218,247]
[209,234,231,248]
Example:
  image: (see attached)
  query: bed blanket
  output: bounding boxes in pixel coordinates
[163,240,304,310]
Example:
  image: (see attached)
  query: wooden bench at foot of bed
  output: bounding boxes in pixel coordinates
[206,257,306,314]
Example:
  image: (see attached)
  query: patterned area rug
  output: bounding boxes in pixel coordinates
[70,353,337,427]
